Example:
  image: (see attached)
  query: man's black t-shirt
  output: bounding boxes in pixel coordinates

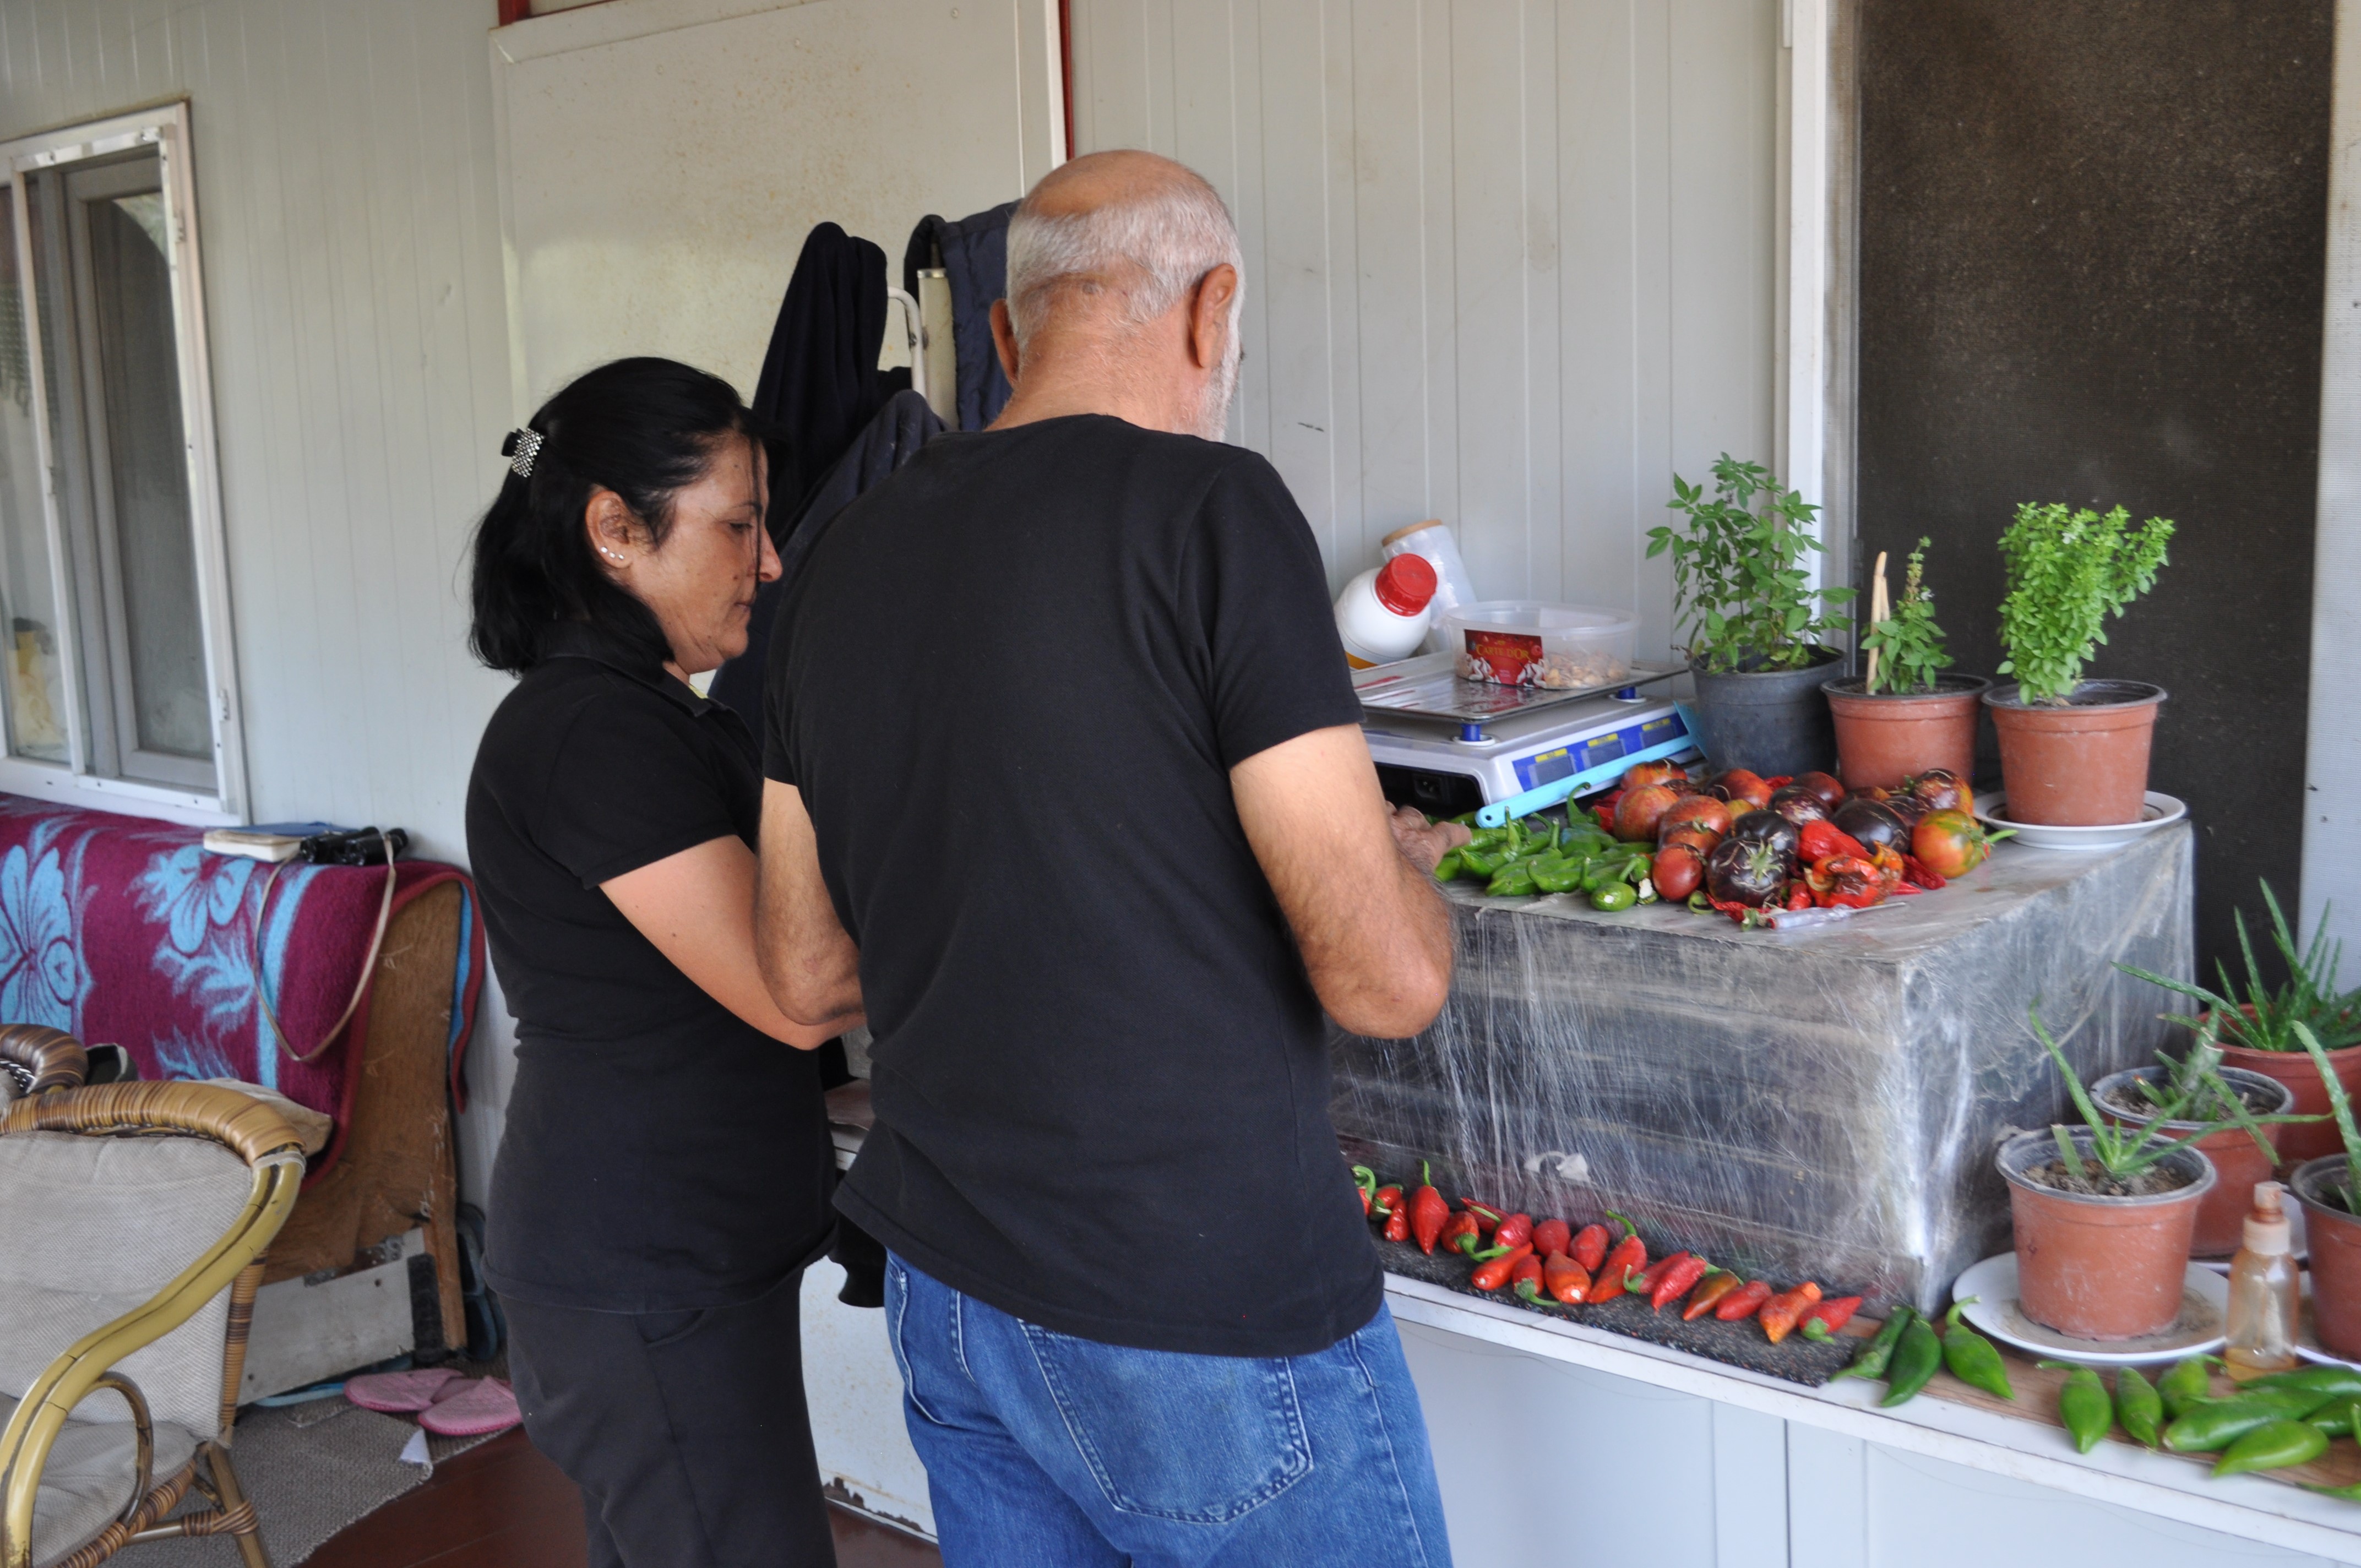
[467,625,834,1313]
[765,415,1378,1357]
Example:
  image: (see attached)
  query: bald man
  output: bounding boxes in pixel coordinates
[755,152,1459,1567]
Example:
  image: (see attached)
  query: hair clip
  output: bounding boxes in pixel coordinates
[501,427,543,480]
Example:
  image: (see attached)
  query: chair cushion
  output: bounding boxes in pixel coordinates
[0,1130,252,1437]
[0,1392,200,1568]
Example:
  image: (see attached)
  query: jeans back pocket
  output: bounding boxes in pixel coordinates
[1019,1323,1311,1524]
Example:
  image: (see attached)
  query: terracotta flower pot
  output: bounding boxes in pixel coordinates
[1984,680,2166,827]
[2215,1032,2361,1167]
[1999,1129,2213,1340]
[1821,674,1990,791]
[2092,1065,2294,1257]
[2293,1156,2361,1360]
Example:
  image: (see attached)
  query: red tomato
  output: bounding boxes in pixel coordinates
[1912,808,2001,878]
[1651,844,1705,901]
[1614,783,1685,843]
[1660,825,1722,860]
[1658,795,1733,841]
[1707,770,1774,811]
[1910,769,1974,815]
[1792,771,1847,809]
[1623,761,1689,791]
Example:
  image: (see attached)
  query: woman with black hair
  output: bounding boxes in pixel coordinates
[465,357,851,1567]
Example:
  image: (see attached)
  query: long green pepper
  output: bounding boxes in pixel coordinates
[1939,1300,2014,1400]
[2114,1365,2164,1449]
[2039,1362,2113,1454]
[1880,1313,1943,1407]
[2162,1387,2336,1453]
[2158,1355,2218,1420]
[1834,1307,1912,1383]
[2214,1418,2329,1479]
[2241,1365,2361,1403]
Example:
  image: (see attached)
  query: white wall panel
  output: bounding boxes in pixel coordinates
[1069,0,1782,660]
[0,0,519,1195]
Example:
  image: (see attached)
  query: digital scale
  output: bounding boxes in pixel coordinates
[1354,653,1701,826]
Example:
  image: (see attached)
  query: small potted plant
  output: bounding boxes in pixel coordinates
[2120,881,2361,1167]
[1987,502,2174,825]
[1648,455,1853,777]
[1820,538,1990,789]
[2289,1023,2361,1359]
[2090,1029,2306,1257]
[1999,1005,2221,1340]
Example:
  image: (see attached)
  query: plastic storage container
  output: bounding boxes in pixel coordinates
[1442,602,1639,689]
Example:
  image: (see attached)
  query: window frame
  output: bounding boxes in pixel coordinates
[1,102,246,827]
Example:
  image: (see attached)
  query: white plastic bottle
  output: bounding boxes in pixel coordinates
[2224,1179,2300,1381]
[1381,520,1478,654]
[1335,554,1438,669]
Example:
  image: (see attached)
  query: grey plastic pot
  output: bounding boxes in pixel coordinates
[1688,648,1844,778]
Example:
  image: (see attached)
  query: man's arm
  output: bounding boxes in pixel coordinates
[1230,725,1469,1039]
[602,835,857,1048]
[754,779,866,1025]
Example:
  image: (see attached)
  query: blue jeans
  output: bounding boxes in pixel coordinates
[884,1254,1452,1568]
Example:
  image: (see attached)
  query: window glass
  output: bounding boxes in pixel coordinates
[0,198,68,763]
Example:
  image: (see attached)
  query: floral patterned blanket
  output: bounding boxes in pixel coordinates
[0,795,483,1182]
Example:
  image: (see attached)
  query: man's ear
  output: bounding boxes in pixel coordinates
[991,299,1022,384]
[1189,264,1239,371]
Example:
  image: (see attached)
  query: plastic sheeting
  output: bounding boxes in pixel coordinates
[1332,824,2195,1314]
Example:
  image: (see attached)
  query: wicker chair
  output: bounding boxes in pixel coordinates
[0,1083,305,1568]
[0,1029,87,1101]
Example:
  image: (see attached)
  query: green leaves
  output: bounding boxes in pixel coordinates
[2030,1004,2243,1184]
[1995,503,2174,704]
[1860,537,1952,695]
[1650,455,1853,674]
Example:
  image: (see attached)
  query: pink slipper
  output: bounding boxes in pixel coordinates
[418,1376,521,1438]
[344,1368,463,1413]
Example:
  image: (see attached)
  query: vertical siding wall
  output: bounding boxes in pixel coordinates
[1070,0,1782,660]
[0,0,519,1190]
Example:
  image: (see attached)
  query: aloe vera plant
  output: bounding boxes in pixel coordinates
[2029,1006,2283,1185]
[2119,881,2361,1054]
[2295,1022,2361,1215]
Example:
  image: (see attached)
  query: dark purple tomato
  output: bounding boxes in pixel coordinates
[1831,797,1910,855]
[1706,836,1792,908]
[1792,771,1847,809]
[1727,810,1802,861]
[1769,785,1831,826]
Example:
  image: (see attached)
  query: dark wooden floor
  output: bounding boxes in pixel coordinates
[306,1429,940,1567]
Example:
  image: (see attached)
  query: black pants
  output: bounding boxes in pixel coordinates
[506,1272,836,1567]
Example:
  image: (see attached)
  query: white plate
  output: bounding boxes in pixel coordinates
[1952,1253,2227,1364]
[1974,791,2187,851]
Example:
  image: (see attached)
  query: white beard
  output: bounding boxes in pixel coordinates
[1193,317,1243,441]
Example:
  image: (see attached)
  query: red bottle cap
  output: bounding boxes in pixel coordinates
[1374,554,1438,616]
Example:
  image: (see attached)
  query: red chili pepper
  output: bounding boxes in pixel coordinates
[1532,1218,1572,1259]
[1651,1253,1713,1312]
[1461,1201,1506,1235]
[1471,1242,1534,1293]
[1384,1205,1410,1243]
[1371,1185,1403,1219]
[1626,1252,1684,1300]
[1759,1282,1824,1344]
[1784,883,1814,911]
[1511,1253,1551,1306]
[1353,1166,1378,1217]
[1544,1252,1591,1305]
[1682,1270,1743,1321]
[1799,1295,1863,1341]
[1570,1223,1609,1272]
[1715,1279,1775,1321]
[1439,1212,1483,1257]
[1901,854,1946,890]
[1492,1213,1533,1253]
[1797,820,1868,863]
[1410,1161,1451,1255]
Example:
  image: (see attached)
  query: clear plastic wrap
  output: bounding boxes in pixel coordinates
[1331,824,2195,1314]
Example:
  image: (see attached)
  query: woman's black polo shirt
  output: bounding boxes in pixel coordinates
[465,624,832,1313]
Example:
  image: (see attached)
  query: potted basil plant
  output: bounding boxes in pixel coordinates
[1648,455,1853,777]
[1988,502,2174,825]
[1821,537,1990,789]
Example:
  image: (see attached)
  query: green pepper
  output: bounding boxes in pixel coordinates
[1487,863,1539,898]
[1940,1300,2014,1401]
[1881,1313,1943,1407]
[2039,1362,2113,1454]
[2114,1365,2164,1449]
[2239,1365,2361,1403]
[2159,1355,2219,1420]
[1833,1306,1912,1384]
[2213,1418,2329,1479]
[1588,882,1636,912]
[1530,857,1586,895]
[1459,845,1504,878]
[1433,851,1462,881]
[2162,1387,2336,1453]
[2310,1400,2361,1440]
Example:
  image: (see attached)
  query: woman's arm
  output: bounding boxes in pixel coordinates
[602,834,860,1048]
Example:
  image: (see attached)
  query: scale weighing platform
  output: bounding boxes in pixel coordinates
[1354,653,1699,821]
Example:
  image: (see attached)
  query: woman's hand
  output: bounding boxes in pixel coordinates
[602,835,859,1048]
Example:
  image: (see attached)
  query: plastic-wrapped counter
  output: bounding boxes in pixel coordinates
[1331,823,2195,1314]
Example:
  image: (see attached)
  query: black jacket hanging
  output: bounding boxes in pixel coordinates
[753,222,890,522]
